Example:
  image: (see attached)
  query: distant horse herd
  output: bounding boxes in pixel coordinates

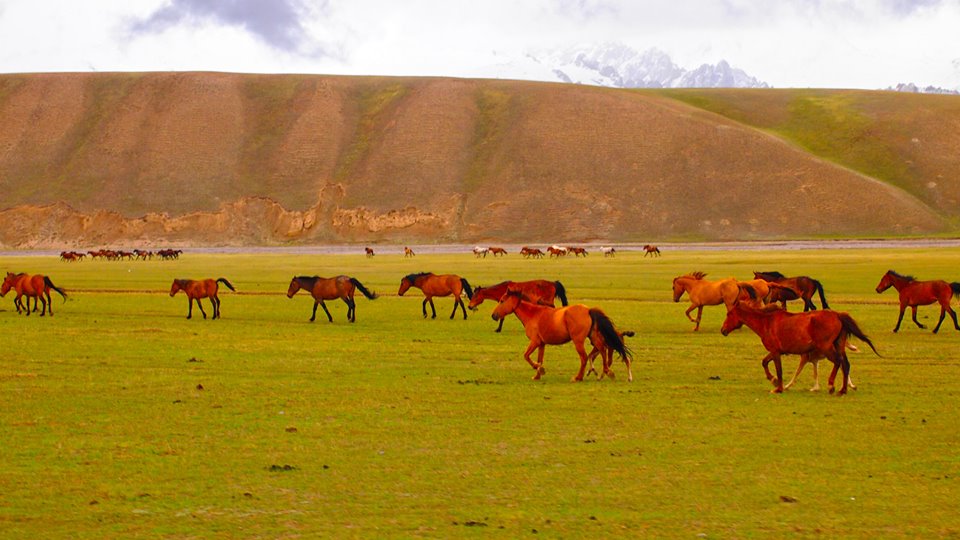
[5,246,959,394]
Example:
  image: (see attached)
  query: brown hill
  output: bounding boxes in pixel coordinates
[0,72,953,248]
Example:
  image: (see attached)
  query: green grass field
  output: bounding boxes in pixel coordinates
[2,248,959,538]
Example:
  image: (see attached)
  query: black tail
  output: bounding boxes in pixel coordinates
[554,281,568,306]
[460,278,474,300]
[44,276,68,303]
[814,279,829,309]
[350,277,379,300]
[216,278,236,292]
[839,312,880,357]
[951,282,960,299]
[589,309,632,361]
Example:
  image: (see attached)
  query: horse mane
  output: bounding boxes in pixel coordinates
[403,272,432,283]
[888,270,915,282]
[688,271,707,280]
[756,270,786,279]
[294,275,320,285]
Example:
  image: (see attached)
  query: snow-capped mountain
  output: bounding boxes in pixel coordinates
[888,82,959,95]
[486,43,769,89]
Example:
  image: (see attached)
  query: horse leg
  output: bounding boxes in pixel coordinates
[534,344,547,379]
[495,316,505,332]
[310,301,319,322]
[449,296,460,319]
[346,298,356,323]
[783,355,808,391]
[949,306,960,331]
[39,295,47,317]
[761,352,783,392]
[212,295,220,319]
[893,305,906,332]
[684,304,698,323]
[319,300,333,322]
[933,305,947,333]
[572,339,590,382]
[910,305,925,330]
[196,298,208,320]
[186,298,193,319]
[803,294,816,311]
[44,291,52,316]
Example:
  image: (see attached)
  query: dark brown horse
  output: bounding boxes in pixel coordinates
[468,279,568,332]
[1,272,67,316]
[398,272,473,319]
[287,275,378,322]
[364,247,375,257]
[491,287,632,381]
[753,271,828,311]
[721,295,878,395]
[169,278,236,319]
[643,245,661,257]
[875,270,960,333]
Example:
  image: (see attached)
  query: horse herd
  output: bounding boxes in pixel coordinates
[3,265,958,394]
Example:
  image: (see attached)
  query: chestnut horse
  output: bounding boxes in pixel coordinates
[365,247,375,257]
[287,275,378,322]
[672,272,740,331]
[398,272,473,319]
[468,279,568,332]
[1,272,67,316]
[404,247,415,257]
[169,278,236,319]
[586,329,635,381]
[753,271,829,311]
[875,270,960,333]
[643,245,661,257]
[492,287,632,381]
[720,296,878,395]
[488,247,507,257]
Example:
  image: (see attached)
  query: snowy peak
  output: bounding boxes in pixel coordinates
[888,82,959,95]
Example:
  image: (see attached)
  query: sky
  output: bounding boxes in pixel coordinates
[0,0,958,90]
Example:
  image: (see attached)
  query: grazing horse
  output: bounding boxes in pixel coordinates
[398,272,473,319]
[468,279,568,332]
[169,278,236,320]
[286,275,378,323]
[753,271,829,311]
[672,272,740,331]
[1,272,67,316]
[643,245,661,257]
[720,295,878,395]
[365,247,375,257]
[404,247,416,258]
[491,287,632,381]
[488,247,507,257]
[875,270,960,333]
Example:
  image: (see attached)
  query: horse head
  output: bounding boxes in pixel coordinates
[875,270,904,294]
[720,305,744,336]
[169,279,184,297]
[492,288,523,321]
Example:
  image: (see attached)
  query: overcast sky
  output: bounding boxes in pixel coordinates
[1,0,958,90]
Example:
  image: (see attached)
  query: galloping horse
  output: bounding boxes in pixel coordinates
[488,247,508,257]
[720,295,878,395]
[875,270,960,333]
[492,287,632,381]
[398,272,473,319]
[753,271,829,311]
[643,245,661,257]
[286,275,378,323]
[672,272,740,331]
[468,279,568,332]
[521,247,544,258]
[1,272,67,316]
[169,278,236,319]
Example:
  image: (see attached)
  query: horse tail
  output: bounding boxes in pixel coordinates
[589,309,632,361]
[554,281,569,306]
[813,279,829,309]
[460,278,474,300]
[950,282,960,299]
[350,277,379,300]
[43,276,68,303]
[216,278,236,292]
[839,312,880,357]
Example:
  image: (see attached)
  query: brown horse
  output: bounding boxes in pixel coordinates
[586,329,635,382]
[404,247,415,258]
[398,272,473,319]
[643,245,661,257]
[875,270,960,333]
[364,247,375,257]
[521,247,545,259]
[468,279,568,332]
[753,271,829,311]
[491,287,632,381]
[169,278,236,319]
[569,247,588,257]
[1,272,67,316]
[488,247,508,257]
[672,272,740,331]
[287,275,378,323]
[720,297,878,395]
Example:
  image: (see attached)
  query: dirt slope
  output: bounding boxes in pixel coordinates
[0,72,952,248]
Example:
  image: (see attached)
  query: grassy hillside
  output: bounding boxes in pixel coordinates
[0,73,956,247]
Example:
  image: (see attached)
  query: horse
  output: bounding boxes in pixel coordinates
[569,247,588,257]
[468,279,568,332]
[643,245,661,257]
[169,278,236,319]
[491,287,632,381]
[472,246,489,258]
[586,329,635,382]
[875,270,960,333]
[671,272,740,331]
[286,275,378,323]
[488,247,507,257]
[404,247,415,258]
[521,247,544,259]
[398,272,473,319]
[753,271,829,311]
[365,247,375,257]
[720,294,878,395]
[600,246,616,257]
[1,272,67,316]
[547,245,568,257]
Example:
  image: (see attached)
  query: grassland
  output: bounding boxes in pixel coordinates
[1,247,959,538]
